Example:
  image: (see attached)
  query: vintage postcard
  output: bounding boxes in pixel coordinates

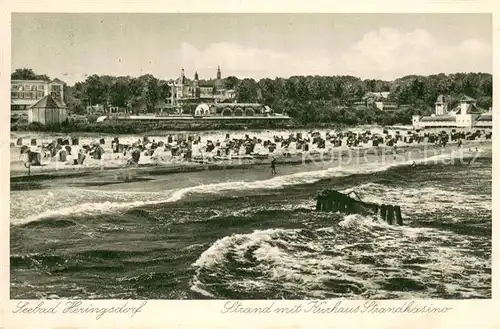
[1,1,498,328]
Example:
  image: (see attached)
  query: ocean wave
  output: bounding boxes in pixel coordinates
[190,214,490,299]
[341,183,491,215]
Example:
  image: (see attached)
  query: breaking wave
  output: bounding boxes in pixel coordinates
[11,151,467,226]
[190,213,491,299]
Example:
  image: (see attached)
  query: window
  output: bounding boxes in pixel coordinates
[11,91,17,98]
[24,85,30,91]
[51,84,62,92]
[37,91,44,98]
[32,85,37,91]
[38,85,44,91]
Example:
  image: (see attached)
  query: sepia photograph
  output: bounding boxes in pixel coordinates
[9,13,492,300]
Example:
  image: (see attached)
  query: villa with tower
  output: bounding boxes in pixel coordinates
[99,66,290,121]
[168,66,236,107]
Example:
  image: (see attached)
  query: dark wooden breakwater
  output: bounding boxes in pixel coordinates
[315,189,403,225]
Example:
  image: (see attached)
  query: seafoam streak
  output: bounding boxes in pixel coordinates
[10,150,473,226]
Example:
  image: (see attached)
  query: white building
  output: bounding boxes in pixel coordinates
[362,91,397,111]
[11,79,65,114]
[475,111,493,128]
[413,95,491,129]
[434,94,448,115]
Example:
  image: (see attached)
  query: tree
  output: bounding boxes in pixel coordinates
[84,75,107,106]
[64,84,85,114]
[158,81,171,101]
[224,76,239,90]
[109,80,130,108]
[12,68,38,80]
[11,68,51,81]
[237,78,258,103]
[128,78,145,113]
[145,77,160,112]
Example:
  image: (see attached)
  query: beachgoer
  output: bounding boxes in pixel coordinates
[271,158,277,175]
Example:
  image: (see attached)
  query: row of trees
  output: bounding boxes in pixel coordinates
[11,69,492,126]
[224,73,492,125]
[67,74,171,114]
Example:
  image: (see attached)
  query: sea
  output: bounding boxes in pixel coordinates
[10,136,491,299]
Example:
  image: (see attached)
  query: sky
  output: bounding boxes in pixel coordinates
[11,13,492,85]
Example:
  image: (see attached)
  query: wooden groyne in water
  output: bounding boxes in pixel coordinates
[315,189,403,225]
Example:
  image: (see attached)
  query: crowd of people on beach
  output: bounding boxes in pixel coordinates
[13,128,492,170]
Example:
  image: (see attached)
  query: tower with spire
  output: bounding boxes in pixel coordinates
[169,65,234,106]
[180,68,185,85]
[194,71,200,98]
[214,65,223,100]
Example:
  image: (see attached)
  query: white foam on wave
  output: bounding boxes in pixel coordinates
[338,213,384,229]
[11,148,472,226]
[343,182,491,216]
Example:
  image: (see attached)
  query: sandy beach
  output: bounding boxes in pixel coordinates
[10,127,491,180]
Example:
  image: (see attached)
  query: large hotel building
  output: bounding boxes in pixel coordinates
[169,66,236,106]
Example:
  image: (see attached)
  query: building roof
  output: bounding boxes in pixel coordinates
[29,95,67,109]
[420,115,456,122]
[476,113,492,121]
[175,76,189,85]
[50,78,65,84]
[211,103,264,108]
[455,103,485,114]
[435,94,447,104]
[199,81,216,87]
[363,91,390,100]
[11,79,47,84]
[11,99,37,105]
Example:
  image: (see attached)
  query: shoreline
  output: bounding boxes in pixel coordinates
[10,140,491,184]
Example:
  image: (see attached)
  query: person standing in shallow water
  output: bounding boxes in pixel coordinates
[271,158,277,175]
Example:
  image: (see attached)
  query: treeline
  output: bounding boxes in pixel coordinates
[67,74,171,114]
[12,69,172,115]
[231,73,492,125]
[12,69,492,127]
